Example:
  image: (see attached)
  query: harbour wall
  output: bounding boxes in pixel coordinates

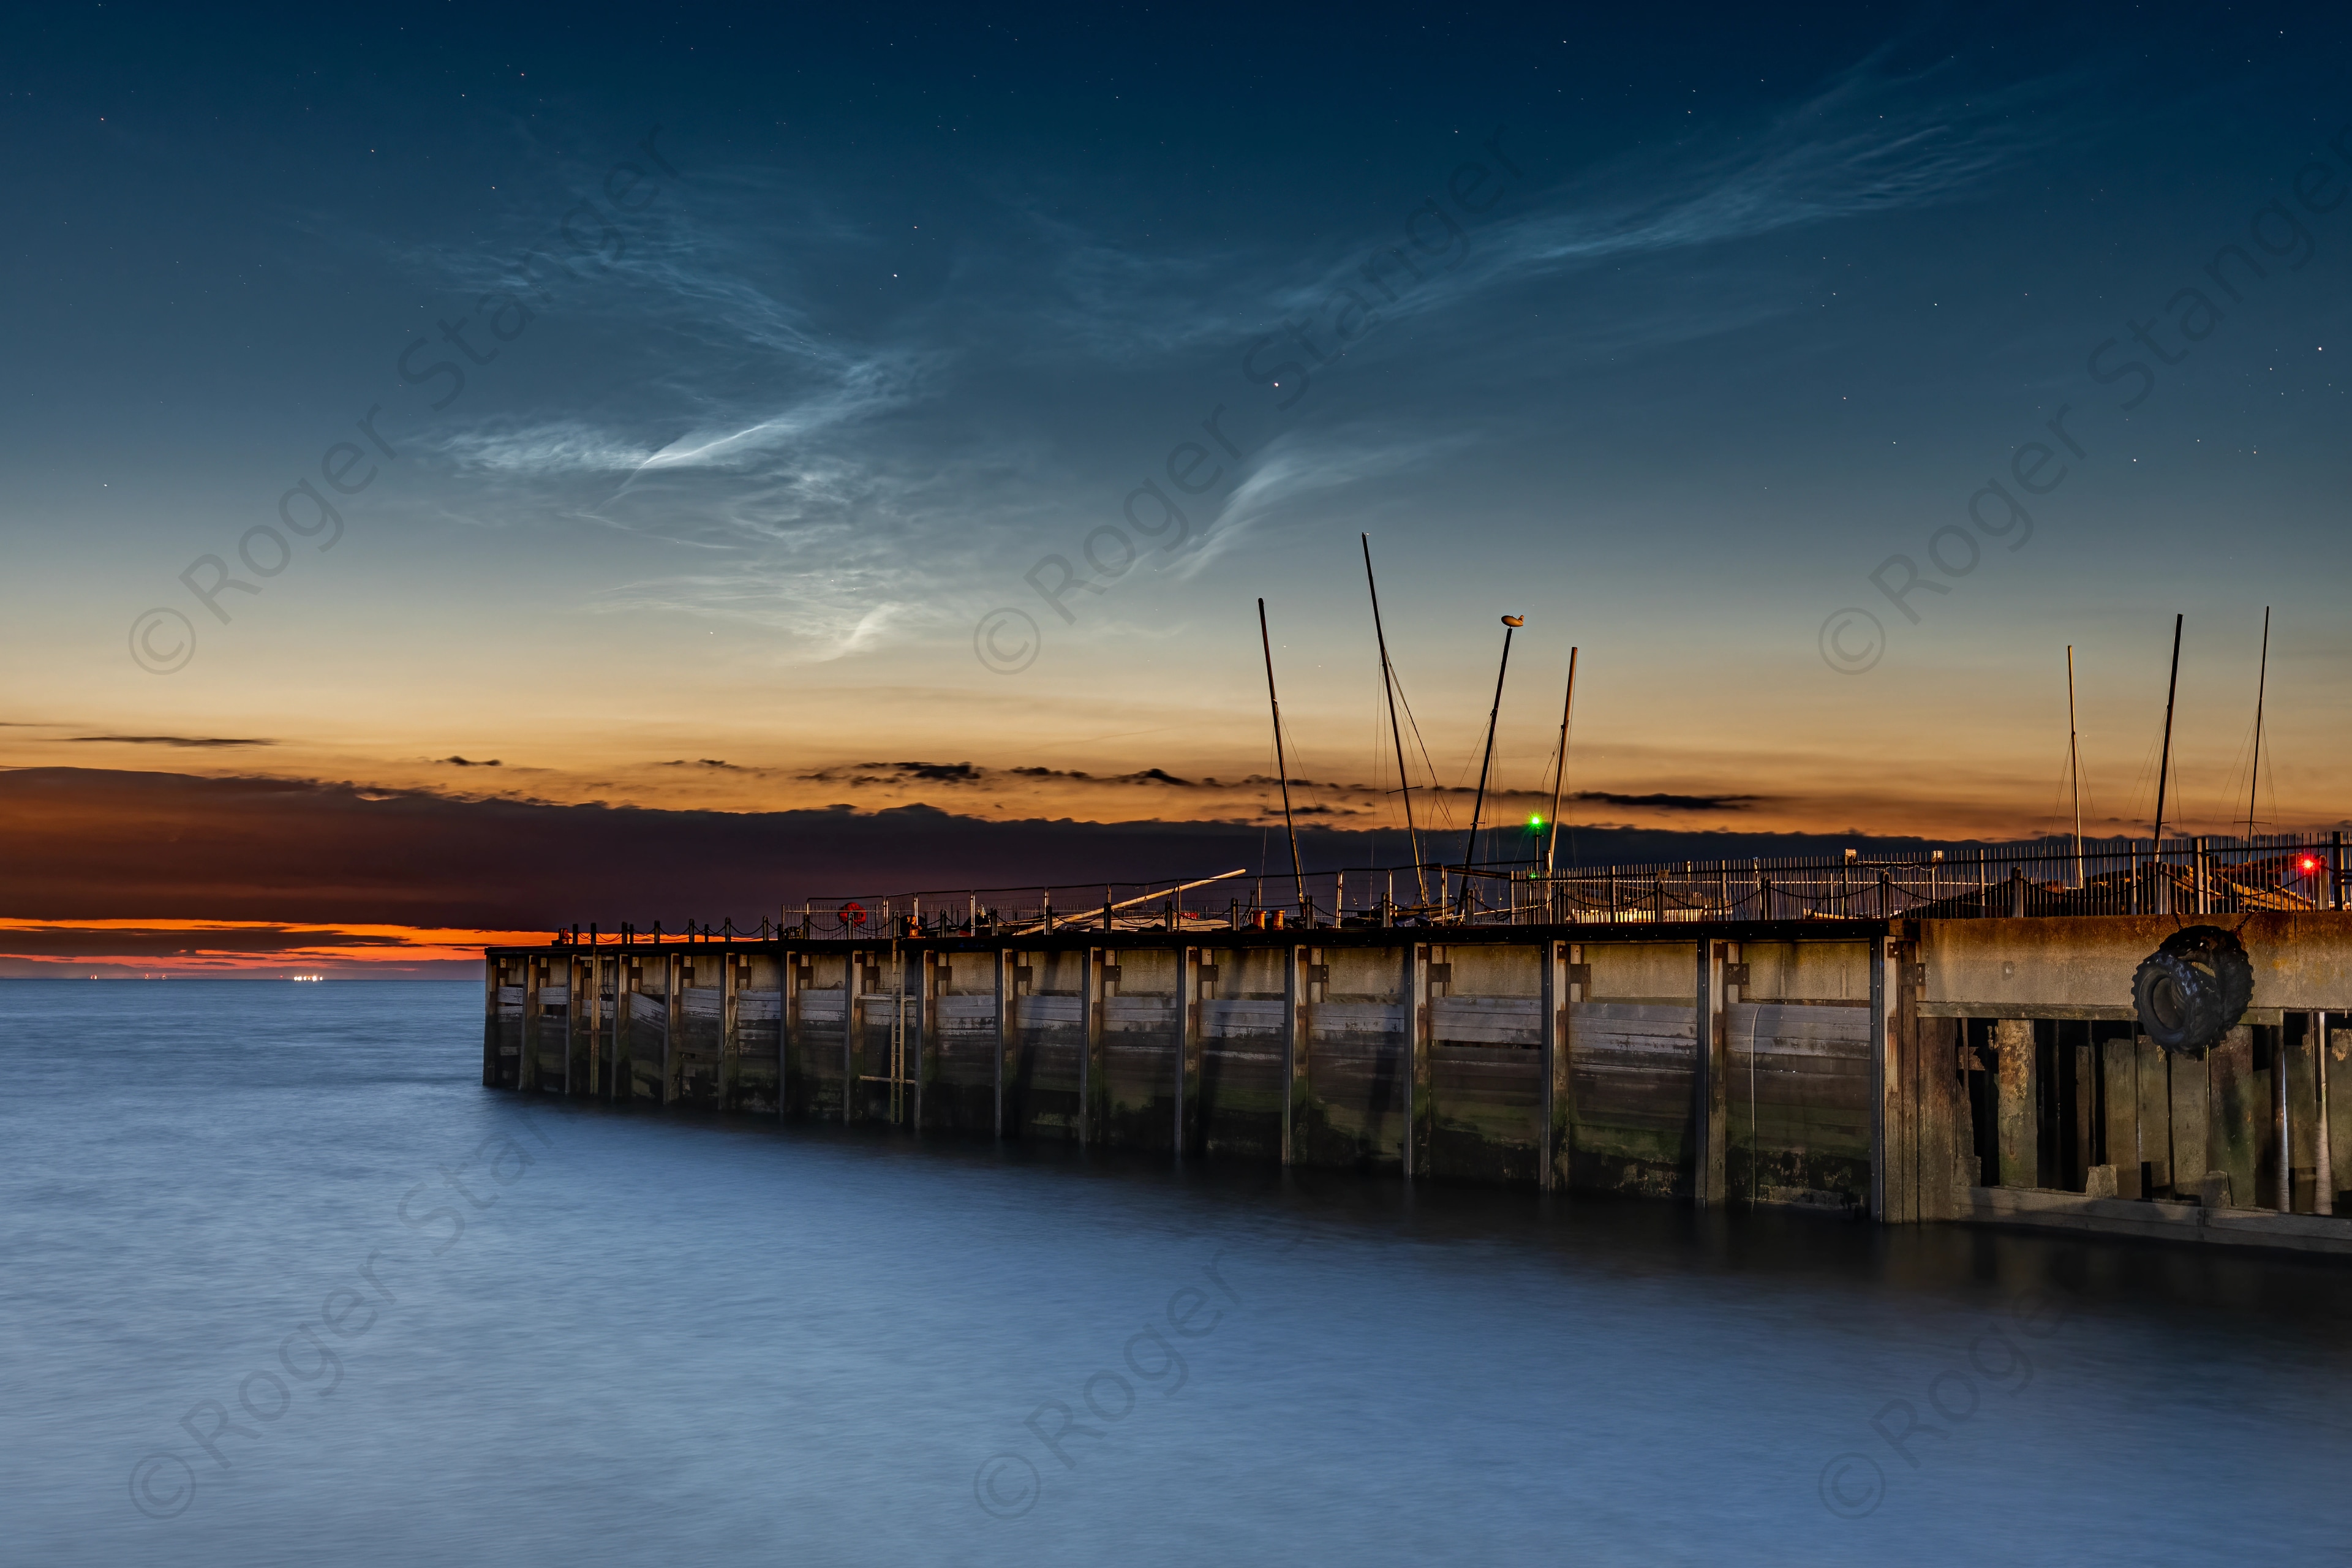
[483,913,2352,1250]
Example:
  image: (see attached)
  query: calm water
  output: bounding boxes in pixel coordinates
[7,980,2350,1565]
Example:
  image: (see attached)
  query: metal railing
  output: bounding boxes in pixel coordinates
[1493,833,2346,925]
[527,832,2347,945]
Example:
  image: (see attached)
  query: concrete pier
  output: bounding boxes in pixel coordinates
[484,910,2352,1254]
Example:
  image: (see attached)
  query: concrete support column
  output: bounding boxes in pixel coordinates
[1408,943,1434,1180]
[720,948,740,1111]
[601,954,619,1099]
[482,959,501,1087]
[2276,1025,2293,1212]
[568,954,587,1096]
[1283,944,1308,1167]
[611,953,626,1099]
[1695,940,1728,1209]
[662,951,681,1107]
[1003,949,1030,1139]
[581,955,597,1098]
[614,958,635,1104]
[1882,936,1917,1221]
[2101,1033,2142,1197]
[2071,1035,2096,1191]
[2316,1012,2335,1215]
[1082,947,1105,1147]
[1540,939,1567,1192]
[1915,1015,1967,1219]
[917,950,938,1134]
[2207,1024,2257,1208]
[2168,1047,2211,1200]
[780,952,799,1118]
[1994,1017,2036,1189]
[521,957,543,1093]
[842,949,859,1125]
[1177,947,1202,1156]
[992,949,1011,1140]
[1866,940,1903,1218]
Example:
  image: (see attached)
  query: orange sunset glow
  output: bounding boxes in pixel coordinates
[0,919,554,978]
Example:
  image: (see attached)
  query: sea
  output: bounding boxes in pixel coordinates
[6,979,2350,1565]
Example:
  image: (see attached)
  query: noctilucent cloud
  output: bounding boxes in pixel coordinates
[7,2,2351,847]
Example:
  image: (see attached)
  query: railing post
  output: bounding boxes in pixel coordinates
[2193,836,2210,915]
[2009,865,2026,919]
[2334,831,2345,911]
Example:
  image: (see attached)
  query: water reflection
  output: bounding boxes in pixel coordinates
[4,981,2348,1566]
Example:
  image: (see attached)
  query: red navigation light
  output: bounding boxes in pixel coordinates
[2299,856,2321,874]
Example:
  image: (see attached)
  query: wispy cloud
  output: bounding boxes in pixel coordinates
[1174,429,1476,580]
[70,735,274,748]
[1282,55,2066,343]
[434,421,655,475]
[394,53,2067,656]
[1576,791,1757,812]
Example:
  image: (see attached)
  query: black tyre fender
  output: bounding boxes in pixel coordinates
[2158,924,2255,1033]
[2134,948,2219,1056]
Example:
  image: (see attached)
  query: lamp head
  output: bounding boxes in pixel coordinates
[1501,615,1525,627]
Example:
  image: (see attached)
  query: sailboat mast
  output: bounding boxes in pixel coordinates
[1544,647,1578,877]
[2067,645,2083,889]
[2247,606,2271,839]
[1458,615,1522,916]
[1257,598,1309,919]
[1360,535,1426,903]
[2152,612,2184,848]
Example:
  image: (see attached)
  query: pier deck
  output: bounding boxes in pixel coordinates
[486,905,2352,1253]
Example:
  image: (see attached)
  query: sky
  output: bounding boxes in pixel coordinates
[5,1,2351,971]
